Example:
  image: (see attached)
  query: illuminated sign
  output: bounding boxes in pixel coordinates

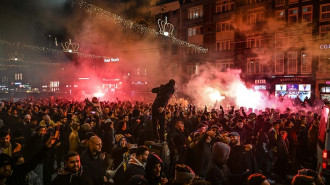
[254,85,267,90]
[104,58,120,63]
[320,44,330,50]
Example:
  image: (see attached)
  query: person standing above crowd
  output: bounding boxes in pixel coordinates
[151,79,175,143]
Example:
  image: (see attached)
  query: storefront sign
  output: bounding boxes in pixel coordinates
[320,44,330,50]
[254,85,267,90]
[280,78,303,82]
[104,58,120,63]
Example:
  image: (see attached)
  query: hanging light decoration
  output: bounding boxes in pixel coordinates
[73,0,208,53]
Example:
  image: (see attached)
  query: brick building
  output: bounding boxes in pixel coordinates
[151,0,330,101]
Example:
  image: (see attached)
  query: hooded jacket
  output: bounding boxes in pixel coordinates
[51,166,93,185]
[206,142,231,185]
[145,153,165,185]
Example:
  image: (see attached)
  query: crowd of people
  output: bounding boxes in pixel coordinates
[0,93,327,185]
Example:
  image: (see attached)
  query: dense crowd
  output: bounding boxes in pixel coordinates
[0,96,326,185]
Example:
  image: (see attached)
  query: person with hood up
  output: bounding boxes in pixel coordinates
[205,142,231,185]
[145,153,168,185]
[51,151,93,185]
[151,79,175,143]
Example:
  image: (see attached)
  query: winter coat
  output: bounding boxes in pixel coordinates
[1,146,49,185]
[124,157,145,184]
[190,133,212,178]
[145,153,165,185]
[206,142,231,185]
[51,166,94,185]
[80,149,106,185]
[151,82,175,109]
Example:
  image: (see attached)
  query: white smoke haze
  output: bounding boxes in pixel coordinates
[182,64,322,113]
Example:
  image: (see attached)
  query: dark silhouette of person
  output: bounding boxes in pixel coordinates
[151,79,175,142]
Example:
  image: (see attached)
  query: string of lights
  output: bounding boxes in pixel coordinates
[72,0,209,54]
[0,39,108,59]
[0,57,60,66]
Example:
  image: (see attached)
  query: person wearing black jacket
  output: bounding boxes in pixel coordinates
[80,136,106,185]
[190,130,215,179]
[51,151,93,185]
[151,79,175,142]
[0,135,57,185]
[124,146,149,184]
[227,132,257,185]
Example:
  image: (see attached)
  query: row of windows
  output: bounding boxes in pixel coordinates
[216,21,234,32]
[186,54,328,75]
[276,0,311,6]
[216,0,235,13]
[276,5,313,23]
[247,52,313,74]
[188,26,203,36]
[187,3,330,23]
[188,26,328,51]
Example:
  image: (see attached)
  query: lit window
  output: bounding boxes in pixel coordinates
[320,4,330,21]
[247,58,261,74]
[216,0,235,13]
[275,10,285,22]
[301,52,312,74]
[302,5,313,23]
[14,73,22,81]
[188,26,203,36]
[188,6,203,19]
[288,8,298,24]
[287,52,297,74]
[275,53,284,74]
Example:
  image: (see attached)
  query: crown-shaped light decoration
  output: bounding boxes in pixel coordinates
[9,51,24,61]
[61,39,79,53]
[158,17,174,37]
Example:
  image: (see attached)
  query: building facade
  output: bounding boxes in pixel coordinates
[151,0,330,101]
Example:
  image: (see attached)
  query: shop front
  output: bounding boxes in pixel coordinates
[319,82,330,101]
[271,76,315,101]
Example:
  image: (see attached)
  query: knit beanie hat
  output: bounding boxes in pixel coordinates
[115,134,126,144]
